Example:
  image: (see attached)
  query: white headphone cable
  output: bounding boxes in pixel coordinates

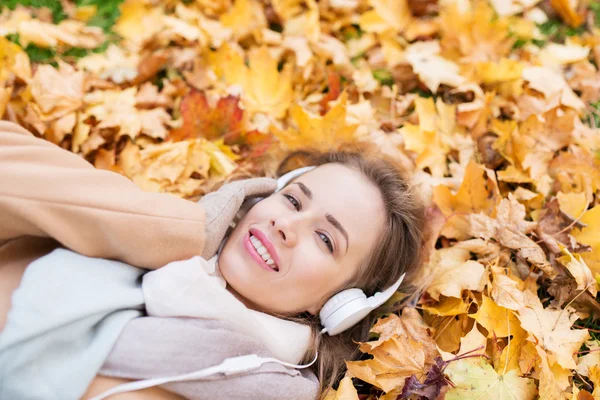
[90,351,318,400]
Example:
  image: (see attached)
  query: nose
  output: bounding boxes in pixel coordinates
[270,215,299,247]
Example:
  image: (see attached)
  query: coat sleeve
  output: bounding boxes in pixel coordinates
[0,121,206,270]
[99,317,320,400]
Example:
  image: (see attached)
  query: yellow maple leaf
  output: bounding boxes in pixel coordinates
[321,376,359,400]
[432,160,500,239]
[212,45,293,119]
[275,92,357,151]
[439,1,515,63]
[113,0,164,46]
[220,0,266,40]
[0,36,31,83]
[475,58,524,84]
[494,323,530,374]
[359,0,411,34]
[445,358,536,400]
[421,296,470,316]
[471,295,522,338]
[400,96,465,177]
[550,0,584,27]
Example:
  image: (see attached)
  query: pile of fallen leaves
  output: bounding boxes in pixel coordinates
[2,0,600,398]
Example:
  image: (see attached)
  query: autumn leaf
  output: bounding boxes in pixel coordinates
[445,358,537,400]
[168,90,244,142]
[321,376,359,400]
[572,205,600,276]
[424,246,486,301]
[432,160,500,239]
[346,310,439,393]
[29,61,84,122]
[470,295,522,338]
[516,290,589,370]
[346,336,434,393]
[468,194,555,277]
[211,45,293,118]
[275,92,357,151]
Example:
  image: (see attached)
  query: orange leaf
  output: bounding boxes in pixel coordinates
[169,90,244,142]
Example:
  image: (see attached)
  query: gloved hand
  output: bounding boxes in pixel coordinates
[199,177,277,259]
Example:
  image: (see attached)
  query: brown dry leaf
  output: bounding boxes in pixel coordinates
[346,336,430,393]
[572,205,600,277]
[468,194,555,278]
[346,309,439,393]
[361,309,438,360]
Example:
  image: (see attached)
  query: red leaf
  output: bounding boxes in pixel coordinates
[319,69,342,116]
[169,89,244,142]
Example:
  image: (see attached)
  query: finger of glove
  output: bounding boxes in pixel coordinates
[239,177,277,197]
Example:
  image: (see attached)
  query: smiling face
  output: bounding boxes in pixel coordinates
[218,163,386,315]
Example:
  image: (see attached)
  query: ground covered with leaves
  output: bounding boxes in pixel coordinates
[1,0,600,398]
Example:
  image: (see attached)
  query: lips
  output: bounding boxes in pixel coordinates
[242,232,278,272]
[249,228,281,268]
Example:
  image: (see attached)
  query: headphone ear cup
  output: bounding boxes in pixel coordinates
[319,289,372,336]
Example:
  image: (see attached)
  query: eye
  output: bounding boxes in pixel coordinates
[319,232,334,254]
[283,193,301,211]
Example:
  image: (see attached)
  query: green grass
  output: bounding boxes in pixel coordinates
[1,0,122,63]
[585,101,600,129]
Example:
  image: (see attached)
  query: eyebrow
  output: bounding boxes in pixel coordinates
[291,182,350,254]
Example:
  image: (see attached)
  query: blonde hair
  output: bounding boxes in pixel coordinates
[270,147,426,394]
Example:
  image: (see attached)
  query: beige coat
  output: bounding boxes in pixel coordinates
[0,120,210,330]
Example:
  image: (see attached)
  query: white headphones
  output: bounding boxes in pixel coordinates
[276,167,406,336]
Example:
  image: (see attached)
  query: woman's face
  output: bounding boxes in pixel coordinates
[218,163,386,315]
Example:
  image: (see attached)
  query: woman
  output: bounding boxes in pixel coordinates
[0,121,425,399]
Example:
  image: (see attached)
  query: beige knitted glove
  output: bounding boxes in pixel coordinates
[199,177,277,259]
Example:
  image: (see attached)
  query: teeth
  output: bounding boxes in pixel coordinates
[250,234,277,270]
[256,245,267,255]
